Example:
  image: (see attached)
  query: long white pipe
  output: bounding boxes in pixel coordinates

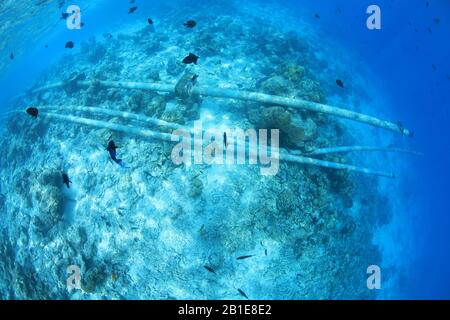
[297,146,424,156]
[22,79,412,136]
[38,105,186,131]
[38,111,395,178]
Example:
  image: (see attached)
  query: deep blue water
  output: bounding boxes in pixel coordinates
[0,0,449,299]
[282,0,450,299]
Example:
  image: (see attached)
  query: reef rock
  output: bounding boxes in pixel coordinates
[81,265,108,293]
[282,63,306,82]
[81,37,107,64]
[128,92,154,114]
[188,177,203,198]
[29,169,66,234]
[32,186,64,234]
[161,109,185,124]
[290,116,319,143]
[247,106,318,147]
[261,76,290,95]
[276,191,298,214]
[296,78,325,103]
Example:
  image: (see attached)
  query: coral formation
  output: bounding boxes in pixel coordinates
[0,0,393,300]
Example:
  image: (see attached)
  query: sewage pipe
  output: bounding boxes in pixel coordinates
[38,111,395,178]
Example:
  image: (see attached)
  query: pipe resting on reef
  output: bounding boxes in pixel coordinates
[40,111,175,141]
[38,104,421,158]
[38,110,395,178]
[38,105,187,131]
[25,79,412,136]
[296,146,424,157]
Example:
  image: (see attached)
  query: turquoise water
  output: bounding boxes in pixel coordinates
[0,0,448,299]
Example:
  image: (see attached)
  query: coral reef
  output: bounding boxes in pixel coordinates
[81,265,109,293]
[0,1,391,300]
[247,106,318,148]
[81,38,107,64]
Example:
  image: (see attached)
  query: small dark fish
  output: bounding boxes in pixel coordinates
[447,74,450,81]
[61,12,69,19]
[62,173,72,189]
[335,8,342,14]
[428,27,432,34]
[65,41,74,49]
[203,265,216,274]
[10,53,14,60]
[237,289,249,299]
[184,20,197,28]
[426,1,429,8]
[432,64,437,71]
[26,107,39,119]
[192,74,199,82]
[223,132,227,148]
[80,22,85,28]
[336,79,344,88]
[106,140,124,167]
[182,52,199,65]
[128,6,138,14]
[148,18,153,25]
[237,255,253,260]
[130,0,135,3]
[314,13,320,19]
[434,18,440,24]
[45,44,48,48]
[264,249,267,256]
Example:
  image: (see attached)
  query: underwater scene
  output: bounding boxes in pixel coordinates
[0,0,449,300]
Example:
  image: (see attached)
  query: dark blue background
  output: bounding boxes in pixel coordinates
[279,0,450,299]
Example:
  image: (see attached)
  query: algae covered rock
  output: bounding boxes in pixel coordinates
[161,108,185,125]
[276,191,297,214]
[248,106,318,147]
[0,193,5,212]
[30,169,66,234]
[36,186,64,229]
[249,106,291,129]
[261,76,290,95]
[188,177,203,198]
[150,95,167,116]
[81,37,107,63]
[290,116,319,143]
[84,79,108,105]
[37,169,60,187]
[128,92,153,113]
[297,78,325,103]
[282,63,306,82]
[81,265,108,293]
[147,69,161,81]
[87,43,107,63]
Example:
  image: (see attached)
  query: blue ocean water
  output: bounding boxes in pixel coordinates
[278,0,450,300]
[0,0,449,299]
